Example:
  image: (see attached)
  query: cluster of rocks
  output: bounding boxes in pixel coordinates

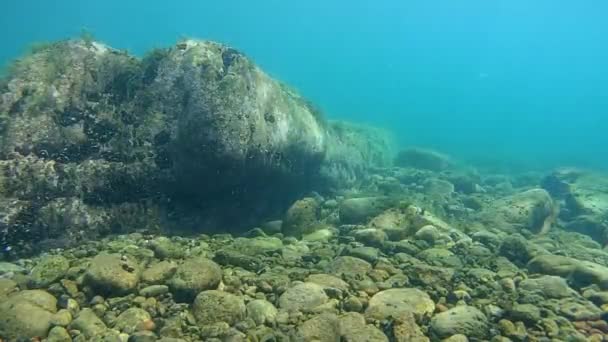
[3,37,608,341]
[2,153,608,340]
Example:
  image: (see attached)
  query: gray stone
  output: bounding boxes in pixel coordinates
[192,290,246,326]
[114,307,152,333]
[306,274,350,292]
[84,253,140,295]
[365,288,435,321]
[339,312,388,342]
[295,313,340,342]
[327,256,372,279]
[168,257,221,302]
[430,305,489,339]
[246,299,278,325]
[278,282,329,312]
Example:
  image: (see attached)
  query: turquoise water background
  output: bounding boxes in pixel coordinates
[2,1,607,171]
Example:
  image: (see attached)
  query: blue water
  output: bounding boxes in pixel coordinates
[2,0,607,171]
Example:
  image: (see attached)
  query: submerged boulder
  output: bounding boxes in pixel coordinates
[149,40,328,199]
[0,38,395,253]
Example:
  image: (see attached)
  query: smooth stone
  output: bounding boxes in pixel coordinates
[47,326,72,342]
[295,313,340,342]
[278,282,329,312]
[339,197,394,224]
[69,308,108,338]
[306,273,350,292]
[139,285,169,297]
[430,305,489,339]
[141,261,177,284]
[246,299,278,325]
[84,253,140,295]
[339,312,389,342]
[365,288,435,321]
[0,290,57,339]
[327,256,372,278]
[114,307,151,333]
[192,290,246,326]
[168,257,222,302]
[509,303,541,325]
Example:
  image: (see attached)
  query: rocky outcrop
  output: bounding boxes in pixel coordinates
[0,38,394,254]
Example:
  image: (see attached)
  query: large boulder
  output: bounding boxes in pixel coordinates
[149,39,327,201]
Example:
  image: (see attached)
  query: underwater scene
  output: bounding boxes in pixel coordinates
[1,1,608,341]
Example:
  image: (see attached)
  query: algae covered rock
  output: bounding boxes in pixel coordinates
[29,254,70,288]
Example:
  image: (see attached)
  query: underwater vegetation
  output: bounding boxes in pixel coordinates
[1,38,608,341]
